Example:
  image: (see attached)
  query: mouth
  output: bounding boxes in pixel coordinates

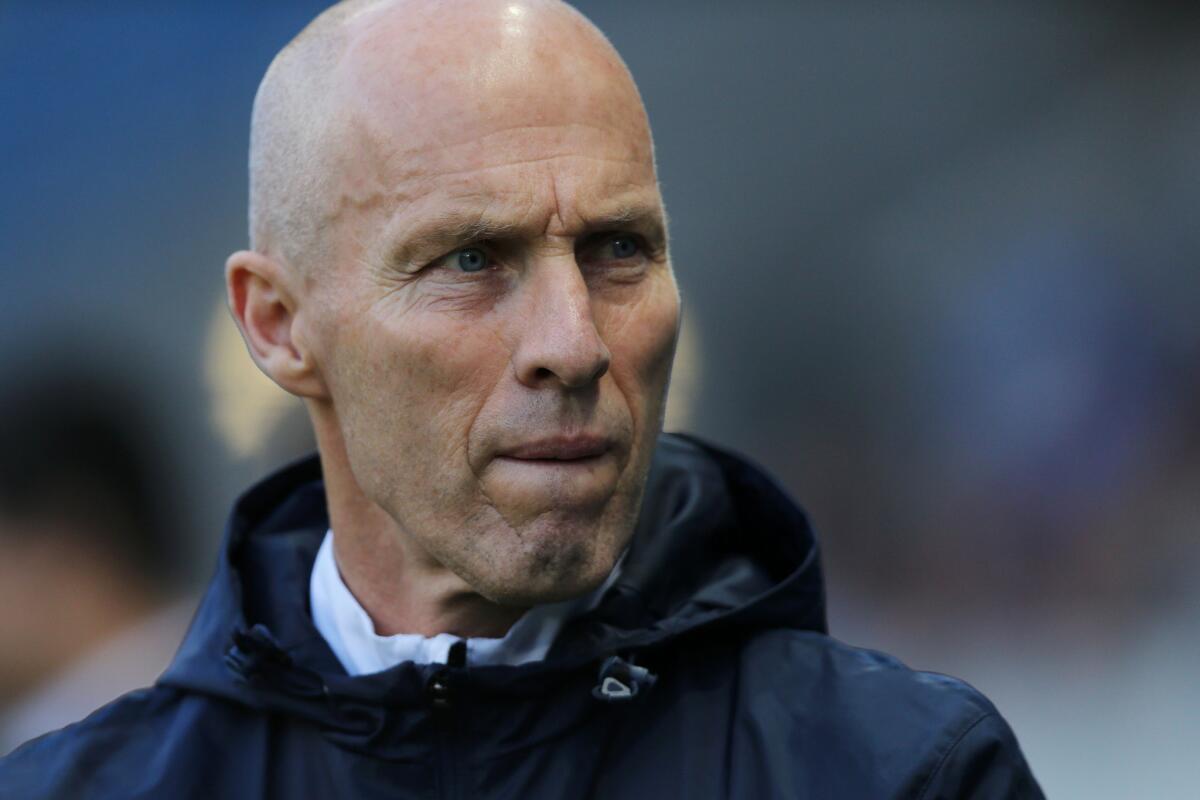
[497,434,612,463]
[486,433,622,507]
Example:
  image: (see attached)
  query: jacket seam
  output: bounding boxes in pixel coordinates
[722,646,740,798]
[915,710,994,800]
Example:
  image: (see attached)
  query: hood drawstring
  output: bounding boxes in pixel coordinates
[225,625,393,741]
[592,654,657,703]
[225,624,332,704]
[225,624,291,679]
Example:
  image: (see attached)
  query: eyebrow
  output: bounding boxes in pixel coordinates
[392,214,524,265]
[386,201,668,268]
[586,206,668,244]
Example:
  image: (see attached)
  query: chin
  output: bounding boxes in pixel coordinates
[460,515,628,608]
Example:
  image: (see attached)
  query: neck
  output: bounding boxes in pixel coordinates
[308,402,526,638]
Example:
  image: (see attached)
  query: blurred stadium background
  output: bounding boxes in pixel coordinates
[2,2,1197,795]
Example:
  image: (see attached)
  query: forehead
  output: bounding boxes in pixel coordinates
[339,0,638,118]
[322,1,659,237]
[341,131,664,272]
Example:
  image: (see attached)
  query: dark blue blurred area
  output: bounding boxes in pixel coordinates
[2,2,1198,793]
[1,1,322,339]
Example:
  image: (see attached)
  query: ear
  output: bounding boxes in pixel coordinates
[225,250,328,399]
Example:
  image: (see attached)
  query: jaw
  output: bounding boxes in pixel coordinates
[431,490,631,607]
[302,394,634,629]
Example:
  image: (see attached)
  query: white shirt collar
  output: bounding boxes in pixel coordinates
[310,529,621,675]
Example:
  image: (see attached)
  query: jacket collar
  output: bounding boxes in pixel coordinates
[159,434,827,726]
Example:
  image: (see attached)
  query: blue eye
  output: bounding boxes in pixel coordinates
[609,236,640,259]
[455,247,488,272]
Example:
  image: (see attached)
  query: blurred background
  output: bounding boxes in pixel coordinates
[1,1,1197,794]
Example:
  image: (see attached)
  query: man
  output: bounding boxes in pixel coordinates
[0,0,1043,797]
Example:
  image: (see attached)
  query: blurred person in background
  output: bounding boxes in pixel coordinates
[0,365,192,755]
[0,0,1043,797]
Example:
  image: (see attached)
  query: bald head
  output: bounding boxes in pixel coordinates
[247,0,653,276]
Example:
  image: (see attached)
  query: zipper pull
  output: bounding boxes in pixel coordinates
[592,654,657,703]
[427,669,452,709]
[426,640,467,709]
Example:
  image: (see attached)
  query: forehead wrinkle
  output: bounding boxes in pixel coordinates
[377,186,667,269]
[377,191,535,263]
[350,135,663,267]
[327,116,645,230]
[421,152,648,183]
[430,122,652,167]
[346,119,652,191]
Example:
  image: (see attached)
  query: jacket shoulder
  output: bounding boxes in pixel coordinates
[744,629,998,717]
[732,630,1044,798]
[0,685,243,800]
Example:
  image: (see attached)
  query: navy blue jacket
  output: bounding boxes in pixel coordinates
[0,434,1043,798]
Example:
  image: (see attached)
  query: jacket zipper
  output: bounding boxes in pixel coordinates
[428,641,467,800]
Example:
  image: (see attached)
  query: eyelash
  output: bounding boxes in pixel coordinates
[586,233,646,262]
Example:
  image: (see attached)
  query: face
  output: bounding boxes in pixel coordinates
[298,7,680,606]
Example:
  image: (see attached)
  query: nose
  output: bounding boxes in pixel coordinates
[512,260,611,390]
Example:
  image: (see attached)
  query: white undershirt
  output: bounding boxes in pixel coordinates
[309,530,621,675]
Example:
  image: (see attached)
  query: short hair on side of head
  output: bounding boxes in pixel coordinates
[247,0,386,275]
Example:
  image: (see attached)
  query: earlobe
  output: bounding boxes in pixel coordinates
[225,250,328,399]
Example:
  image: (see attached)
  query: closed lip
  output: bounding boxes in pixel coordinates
[498,435,612,461]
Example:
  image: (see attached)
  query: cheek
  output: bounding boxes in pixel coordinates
[328,306,510,501]
[599,273,681,414]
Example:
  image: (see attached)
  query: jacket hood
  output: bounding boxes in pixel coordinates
[159,433,826,734]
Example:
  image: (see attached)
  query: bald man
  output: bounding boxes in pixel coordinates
[1,1,1042,797]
